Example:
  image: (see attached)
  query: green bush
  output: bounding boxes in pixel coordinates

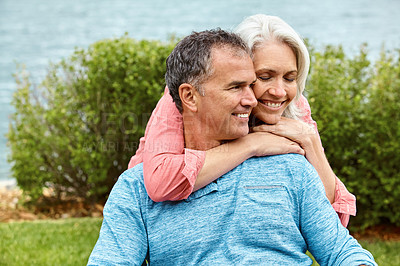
[307,45,400,230]
[8,35,176,204]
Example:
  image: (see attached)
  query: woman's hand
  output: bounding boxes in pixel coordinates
[195,130,304,192]
[251,117,318,150]
[240,130,305,158]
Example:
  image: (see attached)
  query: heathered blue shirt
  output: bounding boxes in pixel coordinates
[88,154,376,265]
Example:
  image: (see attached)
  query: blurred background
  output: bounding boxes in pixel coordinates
[1,0,400,184]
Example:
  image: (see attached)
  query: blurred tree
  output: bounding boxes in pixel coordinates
[8,35,176,204]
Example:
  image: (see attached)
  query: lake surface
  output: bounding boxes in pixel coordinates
[1,0,400,181]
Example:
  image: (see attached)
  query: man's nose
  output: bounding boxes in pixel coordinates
[242,86,257,108]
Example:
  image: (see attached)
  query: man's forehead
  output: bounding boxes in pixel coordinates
[211,45,249,59]
[210,47,254,74]
[203,51,255,92]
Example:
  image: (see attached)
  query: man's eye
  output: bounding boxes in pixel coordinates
[258,76,271,81]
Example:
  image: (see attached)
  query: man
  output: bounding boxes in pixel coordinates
[88,29,376,265]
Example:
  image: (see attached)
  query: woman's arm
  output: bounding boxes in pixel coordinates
[130,87,303,202]
[252,118,356,224]
[297,95,356,222]
[252,94,356,226]
[195,132,304,191]
[130,87,201,202]
[332,178,357,227]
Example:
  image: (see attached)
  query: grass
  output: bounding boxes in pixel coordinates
[0,217,102,266]
[0,217,399,265]
[358,239,400,266]
[308,239,400,265]
[308,240,400,266]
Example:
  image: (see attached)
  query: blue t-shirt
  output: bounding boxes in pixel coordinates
[88,154,376,265]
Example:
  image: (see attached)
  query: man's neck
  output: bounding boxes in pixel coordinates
[182,115,221,151]
[184,135,221,151]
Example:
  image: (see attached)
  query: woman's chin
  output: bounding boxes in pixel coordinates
[259,114,282,125]
[252,107,283,125]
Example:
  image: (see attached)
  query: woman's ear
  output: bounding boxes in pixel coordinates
[179,83,198,112]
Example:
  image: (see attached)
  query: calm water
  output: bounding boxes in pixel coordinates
[1,0,400,181]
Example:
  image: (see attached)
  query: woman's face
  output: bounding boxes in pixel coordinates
[251,40,298,125]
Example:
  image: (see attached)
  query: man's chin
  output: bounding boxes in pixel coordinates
[219,130,248,142]
[231,128,250,139]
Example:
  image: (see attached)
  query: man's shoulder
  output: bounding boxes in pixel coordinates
[244,154,311,169]
[117,163,145,188]
[229,154,316,181]
[105,163,148,205]
[124,162,144,175]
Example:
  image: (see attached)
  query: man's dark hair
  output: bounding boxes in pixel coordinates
[165,28,250,112]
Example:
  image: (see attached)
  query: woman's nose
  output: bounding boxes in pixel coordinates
[268,80,286,98]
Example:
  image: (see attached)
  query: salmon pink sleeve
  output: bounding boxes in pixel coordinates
[297,94,356,227]
[127,87,205,202]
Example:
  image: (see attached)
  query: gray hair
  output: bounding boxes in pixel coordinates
[235,14,310,120]
[165,28,250,112]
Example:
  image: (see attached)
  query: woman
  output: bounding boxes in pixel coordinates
[128,14,356,226]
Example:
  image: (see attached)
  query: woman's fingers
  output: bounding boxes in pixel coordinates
[251,118,316,144]
[247,132,305,157]
[251,124,277,133]
[288,143,305,156]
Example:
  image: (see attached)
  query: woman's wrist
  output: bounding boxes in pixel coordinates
[302,133,322,156]
[231,135,259,158]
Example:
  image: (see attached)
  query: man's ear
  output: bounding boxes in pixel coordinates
[179,83,199,112]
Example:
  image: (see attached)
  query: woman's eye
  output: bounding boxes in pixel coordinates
[284,75,297,82]
[258,76,271,81]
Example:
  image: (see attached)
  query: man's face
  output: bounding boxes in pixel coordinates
[195,47,257,142]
